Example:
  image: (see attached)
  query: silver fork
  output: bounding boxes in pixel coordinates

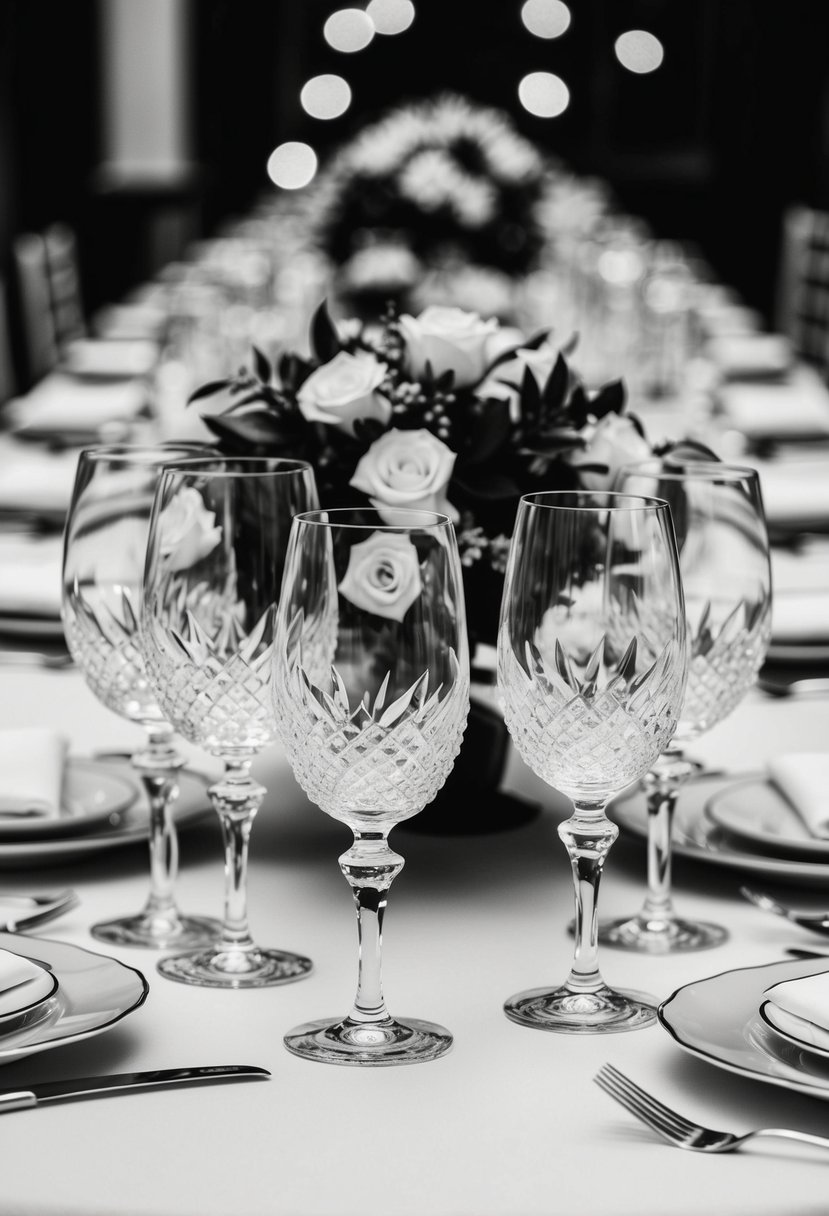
[740,886,829,935]
[594,1063,829,1154]
[0,890,80,933]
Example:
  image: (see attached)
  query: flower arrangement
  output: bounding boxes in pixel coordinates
[189,299,667,649]
[304,93,560,299]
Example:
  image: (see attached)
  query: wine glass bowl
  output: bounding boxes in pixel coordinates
[61,442,221,949]
[497,490,688,1033]
[273,507,470,1064]
[598,460,772,953]
[141,456,319,988]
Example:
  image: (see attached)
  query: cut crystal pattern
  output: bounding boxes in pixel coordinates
[275,614,469,827]
[498,624,684,800]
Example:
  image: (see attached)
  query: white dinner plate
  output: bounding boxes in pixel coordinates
[0,759,212,868]
[658,957,829,1100]
[0,932,148,1065]
[704,777,829,860]
[61,338,159,380]
[759,1001,829,1062]
[612,771,829,885]
[0,758,138,841]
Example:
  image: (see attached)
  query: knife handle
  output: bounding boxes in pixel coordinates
[0,1092,38,1113]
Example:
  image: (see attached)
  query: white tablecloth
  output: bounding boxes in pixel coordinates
[0,669,827,1216]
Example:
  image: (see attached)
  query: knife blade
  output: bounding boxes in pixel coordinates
[0,1064,270,1113]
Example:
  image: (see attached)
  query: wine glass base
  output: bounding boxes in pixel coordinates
[157,945,313,989]
[597,913,729,953]
[504,983,657,1034]
[90,913,222,951]
[284,1015,453,1066]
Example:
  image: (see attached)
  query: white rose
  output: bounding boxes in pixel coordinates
[350,429,458,522]
[297,350,392,436]
[338,531,422,622]
[567,413,652,491]
[398,305,499,388]
[158,487,222,572]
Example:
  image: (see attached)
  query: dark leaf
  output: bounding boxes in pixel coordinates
[566,384,591,429]
[589,379,626,420]
[309,300,341,363]
[541,354,569,412]
[252,346,272,383]
[200,408,292,448]
[517,365,542,424]
[460,397,512,463]
[186,379,232,405]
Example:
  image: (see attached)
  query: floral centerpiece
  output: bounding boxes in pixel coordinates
[189,300,662,652]
[303,93,561,317]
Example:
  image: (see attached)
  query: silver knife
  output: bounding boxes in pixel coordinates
[0,1064,270,1113]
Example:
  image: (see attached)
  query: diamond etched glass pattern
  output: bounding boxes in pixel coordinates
[496,490,688,1034]
[140,457,319,990]
[60,443,221,951]
[500,630,684,801]
[599,460,773,955]
[278,639,468,826]
[273,508,470,1065]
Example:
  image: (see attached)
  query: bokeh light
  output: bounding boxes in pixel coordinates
[266,142,318,190]
[518,72,570,118]
[323,9,375,53]
[614,30,664,74]
[300,74,352,120]
[366,0,416,35]
[521,0,571,40]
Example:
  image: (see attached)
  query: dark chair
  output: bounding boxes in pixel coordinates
[42,222,87,348]
[775,203,829,376]
[9,231,60,389]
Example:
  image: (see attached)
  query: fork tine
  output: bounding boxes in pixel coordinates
[594,1072,680,1145]
[596,1065,697,1137]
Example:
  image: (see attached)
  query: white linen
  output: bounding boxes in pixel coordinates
[764,970,829,1050]
[0,442,78,516]
[0,535,63,618]
[707,332,793,380]
[0,727,68,817]
[62,337,160,379]
[771,591,829,643]
[717,365,829,440]
[768,752,829,838]
[751,458,829,531]
[8,373,148,439]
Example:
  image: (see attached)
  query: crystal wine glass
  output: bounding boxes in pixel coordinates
[61,442,222,949]
[273,507,470,1065]
[598,460,772,952]
[497,490,688,1033]
[141,456,319,988]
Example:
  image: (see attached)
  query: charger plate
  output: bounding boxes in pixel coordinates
[705,777,829,860]
[0,932,147,1065]
[612,771,829,886]
[0,758,138,841]
[0,758,212,868]
[658,957,829,1100]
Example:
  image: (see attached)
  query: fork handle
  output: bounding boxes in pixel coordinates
[753,1129,829,1151]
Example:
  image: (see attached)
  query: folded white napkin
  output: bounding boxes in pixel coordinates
[0,535,63,618]
[0,443,79,517]
[717,366,829,440]
[764,971,829,1050]
[62,337,160,379]
[0,948,51,999]
[9,373,148,439]
[0,729,68,818]
[771,591,829,644]
[708,332,793,380]
[768,753,829,838]
[752,459,829,530]
[92,303,167,341]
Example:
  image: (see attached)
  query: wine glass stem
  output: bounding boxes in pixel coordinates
[339,834,405,1026]
[210,759,264,955]
[132,725,185,920]
[558,800,616,995]
[641,750,695,922]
